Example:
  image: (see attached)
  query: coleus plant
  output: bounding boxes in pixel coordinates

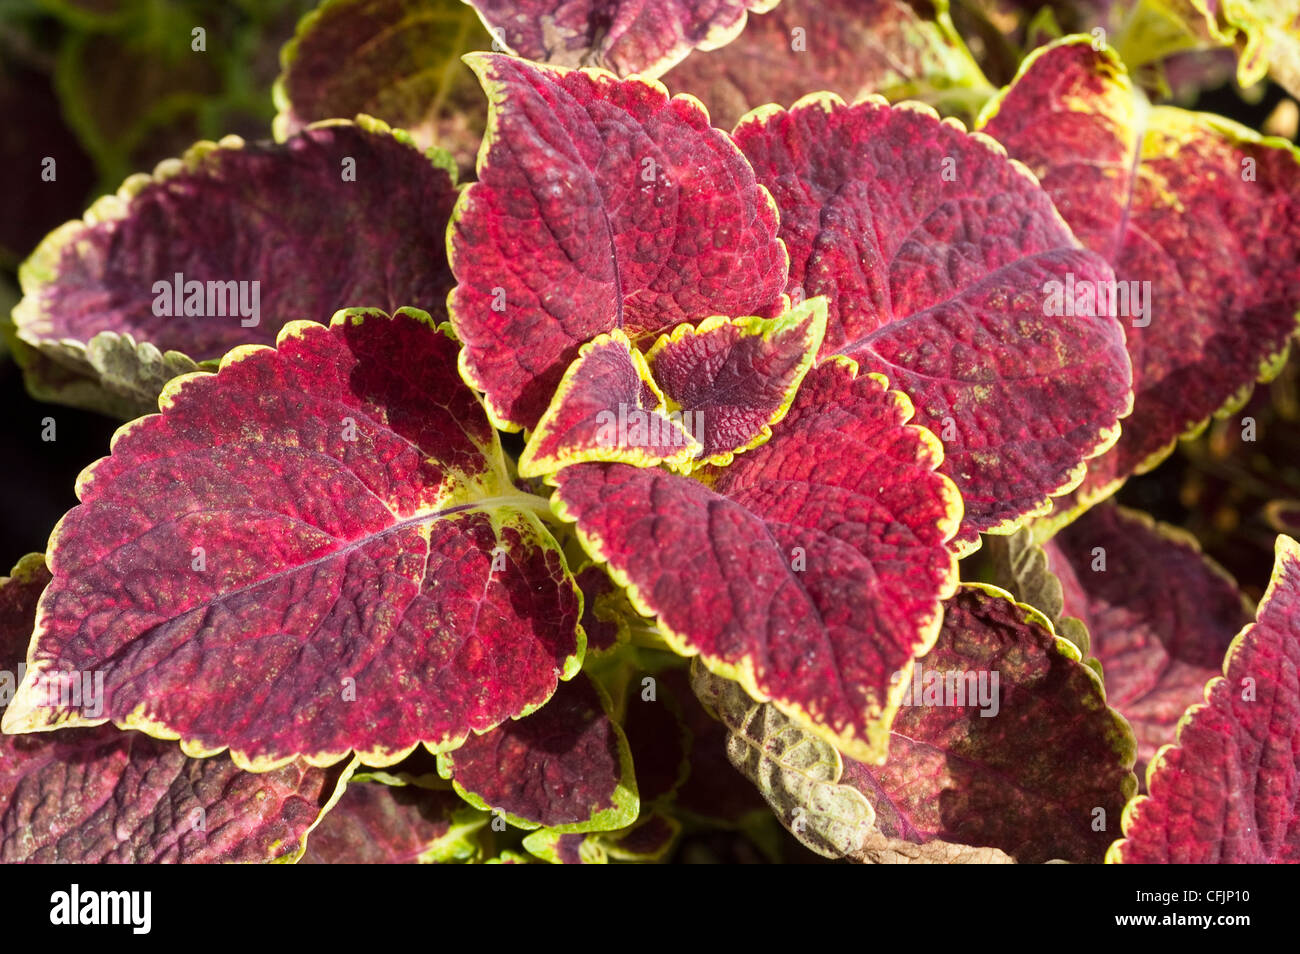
[1,0,1298,865]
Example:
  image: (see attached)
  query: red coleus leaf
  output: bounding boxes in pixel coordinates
[664,0,992,130]
[13,116,460,417]
[978,37,1300,523]
[520,809,680,863]
[300,775,488,864]
[447,53,788,432]
[601,810,681,860]
[519,297,825,475]
[977,527,1096,669]
[645,297,826,467]
[574,563,633,657]
[517,330,701,477]
[553,359,962,762]
[464,0,777,78]
[273,0,494,177]
[0,308,582,771]
[522,828,603,863]
[697,584,1136,863]
[0,554,46,666]
[733,93,1133,550]
[436,671,638,831]
[840,585,1136,864]
[2,735,348,864]
[1043,504,1252,783]
[1110,535,1300,863]
[0,556,349,863]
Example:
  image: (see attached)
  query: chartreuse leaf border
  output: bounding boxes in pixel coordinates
[691,660,1016,863]
[600,811,682,861]
[434,673,640,833]
[574,562,639,662]
[271,0,489,145]
[2,307,585,774]
[320,770,491,863]
[1,552,361,864]
[1037,338,1295,543]
[644,296,828,471]
[484,850,534,863]
[733,88,1133,551]
[976,37,1300,539]
[696,581,1134,862]
[691,660,878,859]
[548,357,963,764]
[444,51,790,435]
[10,113,457,419]
[521,828,608,864]
[517,329,701,478]
[1106,534,1300,863]
[518,811,681,864]
[462,0,782,80]
[280,756,361,865]
[978,527,1099,676]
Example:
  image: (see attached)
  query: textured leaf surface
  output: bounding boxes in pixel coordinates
[0,554,51,666]
[1110,535,1300,863]
[663,0,992,130]
[693,662,1014,863]
[553,359,961,762]
[979,38,1300,519]
[850,831,1015,863]
[3,328,200,421]
[980,527,1093,665]
[14,117,460,417]
[0,556,347,863]
[2,309,582,771]
[465,0,777,78]
[645,297,825,467]
[844,584,1135,863]
[520,810,678,863]
[1046,504,1252,783]
[518,331,700,477]
[734,93,1132,548]
[601,810,681,860]
[574,563,633,656]
[300,776,487,863]
[610,664,765,822]
[436,671,637,830]
[522,827,606,863]
[698,586,1135,863]
[1221,0,1300,96]
[273,0,493,176]
[447,53,788,431]
[691,662,879,859]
